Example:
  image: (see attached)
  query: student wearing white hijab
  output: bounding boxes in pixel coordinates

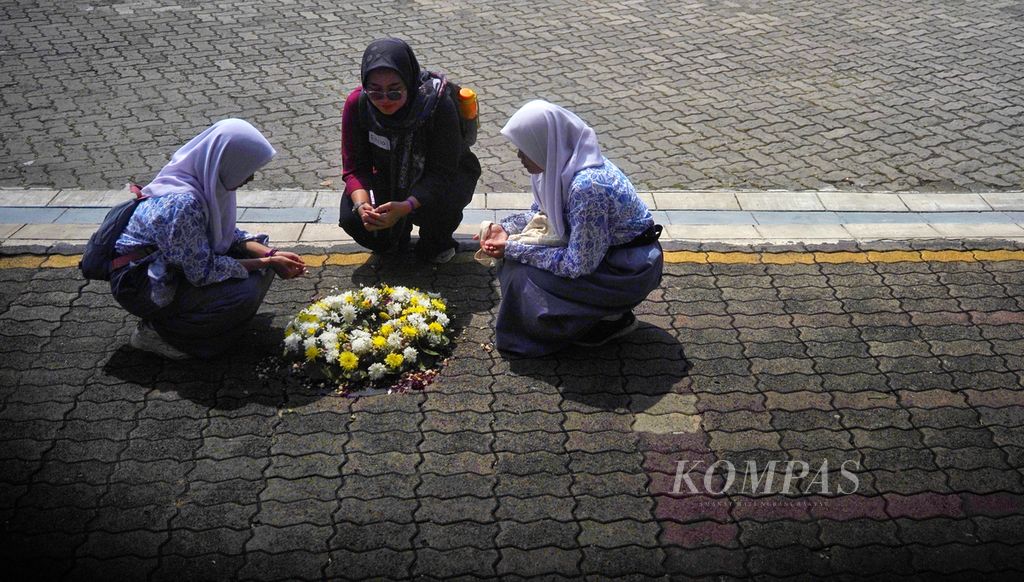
[111,119,307,359]
[478,100,664,357]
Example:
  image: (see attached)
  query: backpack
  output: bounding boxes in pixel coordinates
[358,72,478,147]
[444,76,479,147]
[79,183,148,281]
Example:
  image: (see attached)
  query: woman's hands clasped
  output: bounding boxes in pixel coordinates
[240,242,308,279]
[475,223,508,259]
[267,251,307,279]
[359,201,412,232]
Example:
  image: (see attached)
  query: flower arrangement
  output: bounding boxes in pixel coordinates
[282,285,452,391]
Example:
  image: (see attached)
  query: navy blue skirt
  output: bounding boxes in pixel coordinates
[495,242,664,357]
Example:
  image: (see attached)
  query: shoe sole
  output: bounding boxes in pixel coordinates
[430,248,457,264]
[129,328,190,360]
[573,317,639,347]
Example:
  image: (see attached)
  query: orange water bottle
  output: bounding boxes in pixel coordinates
[457,87,479,146]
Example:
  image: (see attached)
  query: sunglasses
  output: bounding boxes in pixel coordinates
[364,88,406,102]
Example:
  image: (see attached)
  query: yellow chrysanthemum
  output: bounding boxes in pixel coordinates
[379,311,391,321]
[409,296,421,307]
[344,295,355,304]
[431,299,446,311]
[371,336,387,350]
[339,351,359,370]
[380,324,394,337]
[404,306,427,315]
[361,299,372,308]
[401,326,418,339]
[384,353,404,369]
[428,322,444,334]
[305,345,321,361]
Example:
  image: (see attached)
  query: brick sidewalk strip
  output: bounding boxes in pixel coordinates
[3,189,1024,249]
[1,244,1023,579]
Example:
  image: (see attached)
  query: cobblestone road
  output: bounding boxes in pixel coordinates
[2,0,1024,193]
[2,248,1024,579]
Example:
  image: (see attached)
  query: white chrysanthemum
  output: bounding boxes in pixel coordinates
[387,302,404,316]
[363,287,379,304]
[283,333,303,353]
[403,346,418,363]
[407,313,426,327]
[303,335,318,350]
[417,322,430,335]
[367,362,386,380]
[299,322,318,335]
[391,287,411,303]
[434,313,450,327]
[323,295,345,309]
[307,305,327,319]
[326,348,340,363]
[319,330,338,350]
[340,304,357,324]
[351,336,372,355]
[387,332,403,350]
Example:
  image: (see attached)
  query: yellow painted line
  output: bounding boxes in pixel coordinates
[866,250,922,263]
[663,250,707,263]
[920,250,977,262]
[41,255,81,268]
[813,251,871,264]
[0,255,46,269]
[972,249,1023,262]
[705,251,760,264]
[299,254,327,267]
[761,252,816,265]
[324,252,371,266]
[3,249,1024,270]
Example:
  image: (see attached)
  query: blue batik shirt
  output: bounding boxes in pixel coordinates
[115,192,266,307]
[499,159,653,279]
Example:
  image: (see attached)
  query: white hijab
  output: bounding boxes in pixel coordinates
[142,118,276,254]
[500,100,604,239]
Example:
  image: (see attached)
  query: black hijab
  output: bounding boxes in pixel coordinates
[360,38,426,125]
[361,38,420,95]
[357,38,448,200]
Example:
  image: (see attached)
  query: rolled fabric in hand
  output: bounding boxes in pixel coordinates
[474,220,499,267]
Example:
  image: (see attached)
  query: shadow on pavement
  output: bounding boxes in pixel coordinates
[101,314,329,411]
[509,323,690,413]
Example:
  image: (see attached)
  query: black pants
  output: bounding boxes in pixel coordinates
[339,159,479,259]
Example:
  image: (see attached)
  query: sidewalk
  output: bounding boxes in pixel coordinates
[2,188,1024,251]
[2,190,1024,579]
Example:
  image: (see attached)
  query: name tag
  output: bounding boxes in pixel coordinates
[368,131,390,151]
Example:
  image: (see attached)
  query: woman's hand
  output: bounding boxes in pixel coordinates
[359,204,387,231]
[475,223,508,259]
[268,253,307,279]
[366,201,412,231]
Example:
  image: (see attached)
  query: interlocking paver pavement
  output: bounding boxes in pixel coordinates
[2,245,1024,579]
[3,1,1024,193]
